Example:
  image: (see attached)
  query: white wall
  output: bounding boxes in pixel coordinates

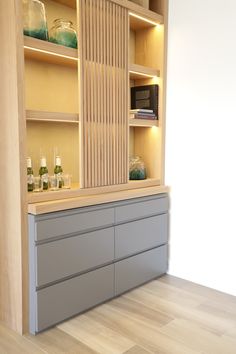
[166,0,236,296]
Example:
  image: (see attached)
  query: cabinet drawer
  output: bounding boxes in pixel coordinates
[36,228,114,287]
[115,214,168,259]
[115,196,168,223]
[35,265,114,333]
[35,208,114,241]
[115,245,167,295]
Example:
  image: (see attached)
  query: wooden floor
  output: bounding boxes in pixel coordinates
[1,275,236,354]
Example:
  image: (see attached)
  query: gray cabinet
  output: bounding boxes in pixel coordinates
[29,194,169,334]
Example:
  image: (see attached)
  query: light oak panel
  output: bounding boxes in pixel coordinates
[79,0,129,188]
[26,110,79,122]
[28,185,169,214]
[24,36,78,67]
[25,59,78,113]
[0,0,27,334]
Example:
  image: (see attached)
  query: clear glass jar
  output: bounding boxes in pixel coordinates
[23,0,48,40]
[49,19,78,49]
[129,156,147,180]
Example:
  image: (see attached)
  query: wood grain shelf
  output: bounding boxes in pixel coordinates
[129,118,158,127]
[27,178,162,205]
[28,183,168,215]
[24,36,78,67]
[26,110,79,123]
[129,63,159,79]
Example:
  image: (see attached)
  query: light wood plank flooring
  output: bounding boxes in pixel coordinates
[1,275,236,354]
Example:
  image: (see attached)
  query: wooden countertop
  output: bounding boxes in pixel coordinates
[28,185,170,215]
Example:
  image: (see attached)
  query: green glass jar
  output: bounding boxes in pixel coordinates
[23,0,48,40]
[49,19,78,49]
[129,156,147,180]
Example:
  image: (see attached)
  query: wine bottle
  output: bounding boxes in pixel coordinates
[54,156,63,188]
[39,157,49,190]
[27,157,34,192]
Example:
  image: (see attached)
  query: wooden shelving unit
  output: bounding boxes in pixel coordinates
[24,36,78,67]
[26,110,79,123]
[1,0,168,334]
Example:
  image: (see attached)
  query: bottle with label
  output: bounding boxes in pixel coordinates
[39,157,49,190]
[27,157,34,192]
[54,156,63,188]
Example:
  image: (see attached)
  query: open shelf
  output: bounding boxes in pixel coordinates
[27,178,162,205]
[26,110,79,123]
[24,36,78,67]
[129,63,159,79]
[129,118,158,127]
[129,10,163,31]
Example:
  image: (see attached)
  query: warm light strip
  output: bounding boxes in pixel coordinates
[129,12,160,26]
[129,70,158,79]
[24,45,78,61]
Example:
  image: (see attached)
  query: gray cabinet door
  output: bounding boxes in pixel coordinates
[115,214,168,259]
[36,228,114,287]
[35,208,114,242]
[34,265,114,333]
[115,245,168,296]
[115,196,168,223]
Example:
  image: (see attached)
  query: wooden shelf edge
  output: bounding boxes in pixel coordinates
[129,118,158,127]
[28,184,170,215]
[27,178,162,204]
[24,36,78,66]
[26,110,79,123]
[129,63,160,79]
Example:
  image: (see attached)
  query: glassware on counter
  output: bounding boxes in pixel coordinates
[23,0,48,40]
[129,156,147,180]
[49,175,59,191]
[62,174,72,189]
[33,176,43,192]
[49,19,78,48]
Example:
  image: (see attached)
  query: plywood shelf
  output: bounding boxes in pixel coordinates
[27,178,162,204]
[24,36,78,67]
[129,63,159,79]
[28,183,169,215]
[129,118,158,127]
[26,110,79,123]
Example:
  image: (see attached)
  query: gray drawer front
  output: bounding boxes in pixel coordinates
[36,265,114,332]
[115,196,168,223]
[115,245,168,295]
[115,214,168,259]
[36,228,114,287]
[35,208,114,241]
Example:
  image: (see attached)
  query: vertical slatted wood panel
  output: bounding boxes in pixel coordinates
[79,0,129,188]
